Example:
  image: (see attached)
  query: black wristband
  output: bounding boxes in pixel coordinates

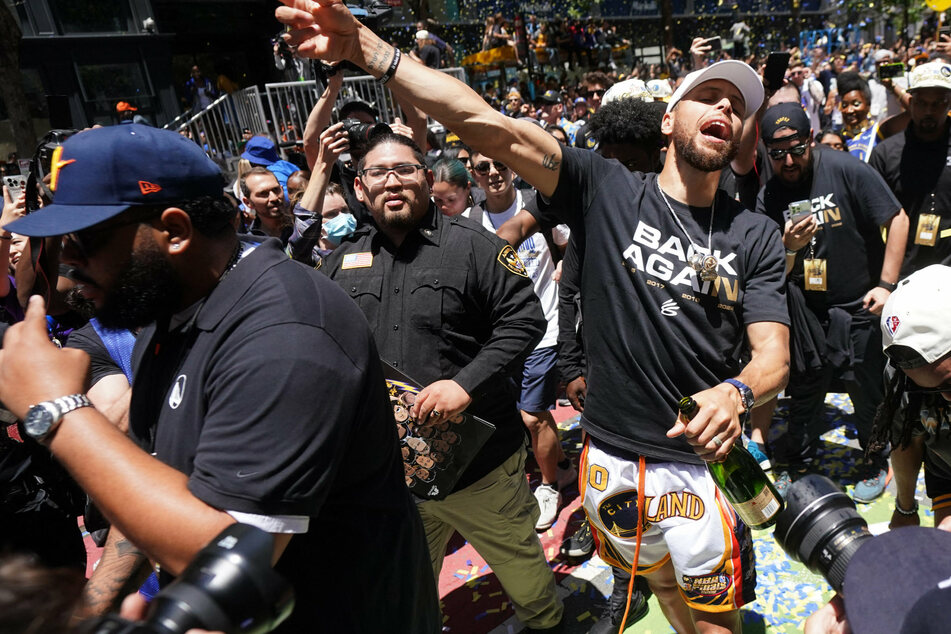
[877,280,898,292]
[379,47,401,85]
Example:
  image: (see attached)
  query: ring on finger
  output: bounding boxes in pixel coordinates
[712,435,724,447]
[430,410,441,419]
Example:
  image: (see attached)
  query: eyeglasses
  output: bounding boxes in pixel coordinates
[472,160,509,175]
[767,143,809,160]
[63,208,161,258]
[584,89,606,98]
[358,163,426,184]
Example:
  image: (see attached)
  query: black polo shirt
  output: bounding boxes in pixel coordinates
[129,237,438,633]
[325,207,546,492]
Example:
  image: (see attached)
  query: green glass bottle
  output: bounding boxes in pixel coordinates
[678,396,784,530]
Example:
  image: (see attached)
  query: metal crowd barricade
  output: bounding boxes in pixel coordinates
[166,68,469,175]
[263,67,468,144]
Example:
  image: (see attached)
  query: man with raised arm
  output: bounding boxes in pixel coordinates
[277,4,790,633]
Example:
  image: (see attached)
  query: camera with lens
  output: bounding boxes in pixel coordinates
[78,524,294,634]
[339,118,391,163]
[773,474,873,593]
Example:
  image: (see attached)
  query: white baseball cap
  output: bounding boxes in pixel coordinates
[602,78,652,105]
[416,30,430,40]
[665,60,764,119]
[908,61,951,92]
[882,265,951,369]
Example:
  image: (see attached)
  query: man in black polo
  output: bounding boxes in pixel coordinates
[325,133,564,632]
[757,102,909,502]
[0,124,438,632]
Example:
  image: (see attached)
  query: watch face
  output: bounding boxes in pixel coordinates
[23,404,56,439]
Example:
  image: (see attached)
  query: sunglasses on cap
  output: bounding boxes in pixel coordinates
[767,143,809,160]
[472,160,509,175]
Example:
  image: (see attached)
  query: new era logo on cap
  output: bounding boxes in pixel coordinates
[138,181,162,195]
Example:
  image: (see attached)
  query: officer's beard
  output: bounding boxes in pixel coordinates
[95,241,183,330]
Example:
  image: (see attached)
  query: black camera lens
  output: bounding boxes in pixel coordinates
[773,474,872,592]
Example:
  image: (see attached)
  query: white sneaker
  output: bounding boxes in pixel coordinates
[556,465,578,491]
[534,484,562,531]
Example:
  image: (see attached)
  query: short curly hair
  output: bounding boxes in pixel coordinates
[587,98,663,150]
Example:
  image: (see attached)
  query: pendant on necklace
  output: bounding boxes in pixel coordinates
[689,252,719,281]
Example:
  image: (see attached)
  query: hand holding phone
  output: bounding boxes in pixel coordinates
[764,52,791,91]
[2,176,26,202]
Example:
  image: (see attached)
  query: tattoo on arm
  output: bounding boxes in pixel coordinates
[367,41,388,75]
[80,535,151,617]
[541,153,561,171]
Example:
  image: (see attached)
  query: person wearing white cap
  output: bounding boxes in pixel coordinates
[409,29,441,68]
[280,6,789,632]
[872,264,951,533]
[871,60,951,279]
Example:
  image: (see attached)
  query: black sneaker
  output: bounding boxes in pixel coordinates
[588,568,650,633]
[561,518,594,559]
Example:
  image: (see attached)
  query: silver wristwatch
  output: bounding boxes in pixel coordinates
[22,394,93,442]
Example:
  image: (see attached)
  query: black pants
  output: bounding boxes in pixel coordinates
[774,317,886,470]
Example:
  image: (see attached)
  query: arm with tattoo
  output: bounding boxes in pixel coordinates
[76,528,153,620]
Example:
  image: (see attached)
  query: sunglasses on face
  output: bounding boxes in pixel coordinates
[472,160,509,175]
[767,143,809,160]
[584,89,606,98]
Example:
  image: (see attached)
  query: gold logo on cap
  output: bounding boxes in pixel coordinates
[49,146,75,192]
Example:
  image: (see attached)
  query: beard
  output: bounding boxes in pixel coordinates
[673,124,739,172]
[94,243,182,330]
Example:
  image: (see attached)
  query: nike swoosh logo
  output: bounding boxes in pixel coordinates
[235,471,259,478]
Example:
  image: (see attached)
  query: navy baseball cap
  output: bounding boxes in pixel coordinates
[761,102,812,143]
[844,526,951,634]
[240,136,281,165]
[6,124,225,237]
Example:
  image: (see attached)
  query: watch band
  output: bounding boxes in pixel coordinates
[723,378,755,414]
[52,393,94,416]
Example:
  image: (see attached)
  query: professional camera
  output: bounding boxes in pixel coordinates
[340,118,391,162]
[26,129,78,212]
[79,524,294,634]
[773,474,873,592]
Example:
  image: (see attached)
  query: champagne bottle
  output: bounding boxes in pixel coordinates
[678,396,784,530]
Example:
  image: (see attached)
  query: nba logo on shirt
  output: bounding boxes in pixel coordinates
[885,315,900,336]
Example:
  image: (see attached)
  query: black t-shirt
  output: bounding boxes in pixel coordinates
[129,238,438,633]
[67,322,126,386]
[757,147,901,307]
[417,44,441,68]
[535,147,788,464]
[869,120,951,277]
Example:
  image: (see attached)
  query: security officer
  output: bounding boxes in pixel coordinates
[325,132,564,632]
